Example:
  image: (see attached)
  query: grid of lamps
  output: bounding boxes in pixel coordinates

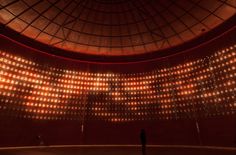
[0,44,235,122]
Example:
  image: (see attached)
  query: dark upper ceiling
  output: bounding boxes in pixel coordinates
[0,0,236,58]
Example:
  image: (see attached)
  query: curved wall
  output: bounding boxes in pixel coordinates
[0,26,236,147]
[0,45,236,122]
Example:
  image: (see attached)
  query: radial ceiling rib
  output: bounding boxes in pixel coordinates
[0,0,235,57]
[34,0,75,41]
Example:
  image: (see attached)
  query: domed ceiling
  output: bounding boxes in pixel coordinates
[0,0,236,56]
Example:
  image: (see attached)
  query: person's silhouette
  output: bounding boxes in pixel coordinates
[37,134,45,146]
[140,129,146,155]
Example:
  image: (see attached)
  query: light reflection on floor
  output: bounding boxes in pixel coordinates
[0,145,236,155]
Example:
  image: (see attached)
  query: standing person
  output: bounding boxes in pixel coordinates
[37,134,45,146]
[140,129,146,155]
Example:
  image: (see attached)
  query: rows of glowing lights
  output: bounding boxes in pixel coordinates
[0,45,236,122]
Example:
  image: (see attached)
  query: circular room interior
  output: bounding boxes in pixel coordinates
[0,0,236,155]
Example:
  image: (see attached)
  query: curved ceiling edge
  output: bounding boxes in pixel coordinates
[0,15,236,63]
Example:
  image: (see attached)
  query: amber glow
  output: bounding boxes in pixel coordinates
[0,45,236,122]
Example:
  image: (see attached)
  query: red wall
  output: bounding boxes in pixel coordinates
[0,15,235,148]
[0,116,235,147]
[83,116,236,146]
[84,120,198,145]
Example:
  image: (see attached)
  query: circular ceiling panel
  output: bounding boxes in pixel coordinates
[0,0,236,56]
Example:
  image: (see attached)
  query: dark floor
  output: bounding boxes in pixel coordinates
[0,146,236,155]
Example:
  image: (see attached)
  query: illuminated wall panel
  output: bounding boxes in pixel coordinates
[0,45,236,122]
